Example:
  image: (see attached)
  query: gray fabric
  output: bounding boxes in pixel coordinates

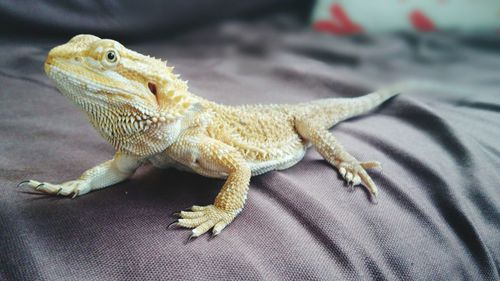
[1,14,500,281]
[0,0,308,39]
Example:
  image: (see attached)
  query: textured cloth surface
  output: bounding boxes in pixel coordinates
[0,0,305,39]
[1,15,500,281]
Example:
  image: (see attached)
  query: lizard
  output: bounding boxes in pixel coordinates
[20,34,400,238]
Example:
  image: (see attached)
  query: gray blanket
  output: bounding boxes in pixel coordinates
[1,3,499,281]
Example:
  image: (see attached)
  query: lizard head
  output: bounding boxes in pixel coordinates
[44,34,196,156]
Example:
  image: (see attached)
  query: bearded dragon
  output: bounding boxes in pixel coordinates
[20,35,399,238]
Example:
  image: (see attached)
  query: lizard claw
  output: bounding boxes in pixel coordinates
[187,234,197,242]
[17,180,30,188]
[71,190,79,199]
[35,183,45,190]
[347,182,355,192]
[167,221,179,229]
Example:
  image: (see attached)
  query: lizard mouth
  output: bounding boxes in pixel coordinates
[44,48,60,75]
[44,58,54,75]
[45,62,132,102]
[45,57,119,92]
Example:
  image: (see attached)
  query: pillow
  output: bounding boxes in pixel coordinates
[311,0,500,35]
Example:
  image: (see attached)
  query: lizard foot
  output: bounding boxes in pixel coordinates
[338,160,381,199]
[18,179,90,198]
[171,205,238,238]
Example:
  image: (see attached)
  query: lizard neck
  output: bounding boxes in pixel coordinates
[78,97,184,157]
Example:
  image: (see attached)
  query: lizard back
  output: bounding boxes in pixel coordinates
[205,103,307,175]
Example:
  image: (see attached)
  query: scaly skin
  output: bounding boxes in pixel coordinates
[21,35,400,238]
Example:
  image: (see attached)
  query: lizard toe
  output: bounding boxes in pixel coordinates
[338,160,380,198]
[170,205,237,238]
[20,179,89,197]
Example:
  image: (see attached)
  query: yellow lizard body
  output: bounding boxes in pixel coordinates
[21,35,399,238]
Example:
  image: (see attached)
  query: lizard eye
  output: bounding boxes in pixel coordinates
[107,51,116,62]
[103,49,119,66]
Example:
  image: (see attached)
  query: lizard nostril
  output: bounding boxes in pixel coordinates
[148,82,157,96]
[74,57,82,62]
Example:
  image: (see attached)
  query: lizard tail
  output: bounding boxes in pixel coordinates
[298,83,402,129]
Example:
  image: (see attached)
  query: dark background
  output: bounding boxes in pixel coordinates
[0,0,312,40]
[0,1,499,280]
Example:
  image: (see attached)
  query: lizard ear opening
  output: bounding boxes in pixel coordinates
[148,82,157,96]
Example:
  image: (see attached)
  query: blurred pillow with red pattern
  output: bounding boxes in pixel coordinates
[311,0,500,35]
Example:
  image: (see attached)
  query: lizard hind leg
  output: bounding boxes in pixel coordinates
[295,119,382,201]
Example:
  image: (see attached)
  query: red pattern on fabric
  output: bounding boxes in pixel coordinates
[313,4,363,35]
[410,10,436,32]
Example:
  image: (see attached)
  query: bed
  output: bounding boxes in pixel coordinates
[1,1,499,280]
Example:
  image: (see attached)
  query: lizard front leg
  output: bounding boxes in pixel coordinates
[295,119,381,200]
[20,153,142,197]
[170,137,251,238]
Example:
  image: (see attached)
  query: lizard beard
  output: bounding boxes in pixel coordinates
[80,100,182,157]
